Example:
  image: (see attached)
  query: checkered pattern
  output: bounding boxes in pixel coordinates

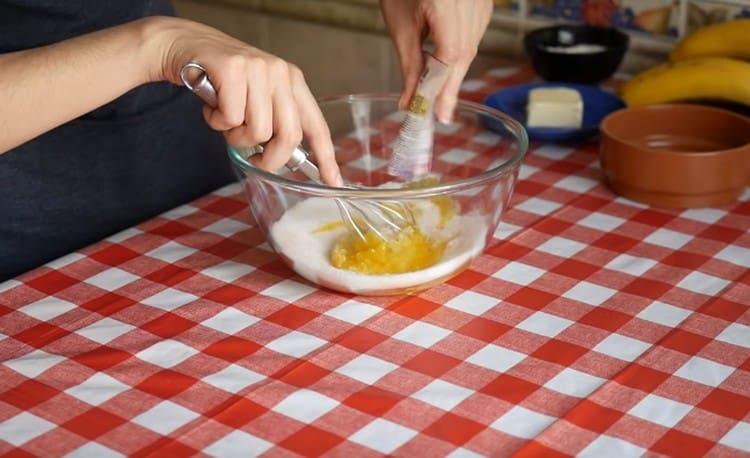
[1,65,749,457]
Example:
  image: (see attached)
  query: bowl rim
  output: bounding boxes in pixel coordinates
[227,93,529,199]
[600,103,750,157]
[524,24,630,50]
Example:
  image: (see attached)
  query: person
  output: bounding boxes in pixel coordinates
[0,0,492,281]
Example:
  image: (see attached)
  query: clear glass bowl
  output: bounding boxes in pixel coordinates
[228,94,528,295]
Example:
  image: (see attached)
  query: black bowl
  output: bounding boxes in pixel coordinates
[524,25,629,85]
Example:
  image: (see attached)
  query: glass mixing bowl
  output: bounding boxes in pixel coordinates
[228,94,528,295]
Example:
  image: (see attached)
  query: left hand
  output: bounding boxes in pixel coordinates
[380,0,493,123]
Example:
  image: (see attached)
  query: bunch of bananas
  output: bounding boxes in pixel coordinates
[620,19,750,106]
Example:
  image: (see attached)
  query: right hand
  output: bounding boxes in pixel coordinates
[145,17,342,186]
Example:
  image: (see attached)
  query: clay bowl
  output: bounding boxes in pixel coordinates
[600,104,750,209]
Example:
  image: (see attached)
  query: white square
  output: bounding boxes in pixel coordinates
[203,364,265,393]
[0,279,20,294]
[472,131,502,145]
[201,308,260,335]
[614,196,648,209]
[533,145,575,160]
[674,356,735,387]
[719,421,750,452]
[393,321,451,348]
[488,67,518,78]
[536,237,586,258]
[644,228,692,250]
[412,379,474,411]
[348,156,388,170]
[202,261,254,283]
[349,418,418,454]
[516,311,573,338]
[741,188,750,201]
[544,368,605,398]
[273,389,339,423]
[132,400,200,435]
[628,394,692,427]
[212,183,241,196]
[578,213,625,232]
[146,241,196,263]
[563,281,616,306]
[262,280,315,303]
[677,271,729,296]
[492,262,546,286]
[594,334,650,362]
[555,176,598,193]
[3,349,64,378]
[161,205,196,220]
[490,406,556,439]
[86,268,139,291]
[65,373,129,406]
[716,323,750,349]
[325,300,382,325]
[606,254,657,276]
[467,344,526,373]
[204,431,273,457]
[46,252,85,270]
[637,301,691,328]
[435,122,461,134]
[202,219,249,237]
[681,208,727,224]
[441,148,477,164]
[106,227,142,243]
[76,317,135,344]
[66,442,124,458]
[445,291,499,316]
[518,164,540,179]
[460,79,487,91]
[494,222,523,240]
[336,354,398,385]
[715,246,750,268]
[515,197,562,216]
[346,126,379,139]
[579,435,646,457]
[136,339,198,368]
[265,331,327,358]
[142,288,198,311]
[19,297,76,321]
[446,448,484,458]
[0,412,55,446]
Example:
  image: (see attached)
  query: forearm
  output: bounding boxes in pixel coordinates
[0,17,165,153]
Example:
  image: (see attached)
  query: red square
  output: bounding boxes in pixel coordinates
[26,270,78,295]
[134,437,199,457]
[403,349,462,378]
[278,361,331,387]
[204,284,255,305]
[209,396,267,428]
[699,225,743,244]
[343,386,400,417]
[89,245,140,266]
[204,239,248,260]
[622,278,672,300]
[136,369,198,399]
[551,259,600,280]
[337,328,388,353]
[457,317,511,343]
[514,180,547,196]
[202,198,246,217]
[14,323,69,348]
[535,218,574,236]
[506,287,557,311]
[481,374,538,404]
[514,441,569,458]
[547,160,584,176]
[661,252,710,270]
[631,209,675,227]
[80,293,136,316]
[592,233,639,252]
[660,329,711,355]
[532,339,587,366]
[280,425,344,456]
[258,259,295,278]
[567,400,623,433]
[0,380,59,410]
[569,195,609,211]
[266,305,319,329]
[145,265,196,287]
[390,297,441,320]
[423,412,485,445]
[63,407,126,440]
[697,388,750,421]
[149,221,193,239]
[650,429,715,457]
[700,298,747,322]
[203,336,262,362]
[579,308,632,332]
[487,241,533,261]
[448,269,488,290]
[142,313,197,339]
[73,346,132,371]
[615,364,670,392]
[2,450,36,458]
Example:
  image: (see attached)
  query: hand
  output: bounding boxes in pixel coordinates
[380,0,493,123]
[148,17,342,186]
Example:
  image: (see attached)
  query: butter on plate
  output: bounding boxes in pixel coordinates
[526,87,583,129]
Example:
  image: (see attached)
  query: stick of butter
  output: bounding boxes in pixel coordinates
[526,87,583,129]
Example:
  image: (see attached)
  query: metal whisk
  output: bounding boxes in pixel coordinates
[180,62,413,242]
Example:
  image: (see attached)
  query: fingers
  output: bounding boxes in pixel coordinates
[290,66,342,187]
[435,60,470,123]
[202,57,248,131]
[224,59,273,146]
[259,61,302,174]
[397,40,426,111]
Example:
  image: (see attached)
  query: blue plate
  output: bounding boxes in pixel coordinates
[483,82,625,143]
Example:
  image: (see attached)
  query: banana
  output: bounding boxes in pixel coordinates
[620,57,750,107]
[671,19,750,61]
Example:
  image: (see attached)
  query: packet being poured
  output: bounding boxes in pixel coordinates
[388,55,449,180]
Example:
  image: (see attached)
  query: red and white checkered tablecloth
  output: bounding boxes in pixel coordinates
[1,66,749,457]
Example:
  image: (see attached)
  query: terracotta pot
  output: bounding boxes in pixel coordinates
[600,104,750,208]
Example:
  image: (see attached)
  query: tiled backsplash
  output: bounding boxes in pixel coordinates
[495,0,750,40]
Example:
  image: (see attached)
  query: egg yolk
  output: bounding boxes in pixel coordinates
[330,225,446,275]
